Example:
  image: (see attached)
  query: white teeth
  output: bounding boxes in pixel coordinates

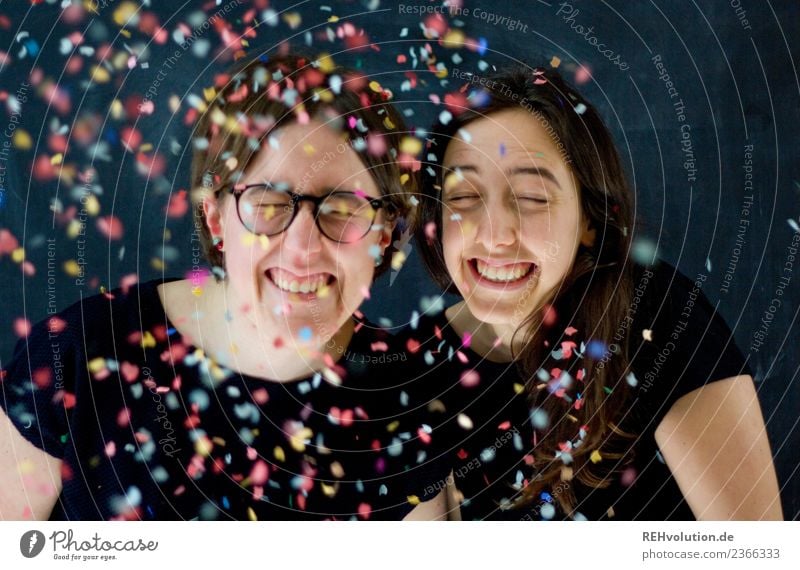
[474,260,533,282]
[270,272,328,294]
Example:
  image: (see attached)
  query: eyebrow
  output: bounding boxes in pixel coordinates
[446,164,562,190]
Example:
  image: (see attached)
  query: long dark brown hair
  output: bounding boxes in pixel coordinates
[190,53,415,278]
[416,65,639,517]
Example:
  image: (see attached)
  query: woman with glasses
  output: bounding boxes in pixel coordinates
[0,54,442,520]
[409,65,782,521]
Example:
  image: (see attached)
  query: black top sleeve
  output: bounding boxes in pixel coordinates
[1,308,82,459]
[630,262,754,431]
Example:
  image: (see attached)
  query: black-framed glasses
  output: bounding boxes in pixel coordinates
[228,183,395,244]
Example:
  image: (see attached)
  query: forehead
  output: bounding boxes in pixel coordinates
[443,108,568,170]
[243,120,377,190]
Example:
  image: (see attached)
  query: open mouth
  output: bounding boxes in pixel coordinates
[265,268,336,299]
[468,258,538,288]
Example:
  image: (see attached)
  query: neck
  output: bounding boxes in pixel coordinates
[197,278,355,382]
[445,302,527,363]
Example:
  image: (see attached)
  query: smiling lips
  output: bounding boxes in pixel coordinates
[470,258,537,285]
[266,268,334,295]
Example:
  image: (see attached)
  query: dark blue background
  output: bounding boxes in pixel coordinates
[1,0,797,518]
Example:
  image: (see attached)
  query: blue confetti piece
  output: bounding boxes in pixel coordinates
[499,142,506,157]
[477,37,488,56]
[298,327,312,342]
[586,339,607,359]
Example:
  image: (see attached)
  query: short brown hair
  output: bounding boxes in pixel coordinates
[190,53,415,277]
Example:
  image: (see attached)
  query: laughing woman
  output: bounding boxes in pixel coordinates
[0,54,440,520]
[412,66,783,520]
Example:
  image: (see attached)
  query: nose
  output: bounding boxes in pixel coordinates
[281,202,323,257]
[474,200,519,250]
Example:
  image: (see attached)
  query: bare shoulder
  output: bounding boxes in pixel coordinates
[0,408,62,520]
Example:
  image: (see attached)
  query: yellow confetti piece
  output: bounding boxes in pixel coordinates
[224,116,241,134]
[194,436,213,457]
[317,53,335,73]
[110,99,124,119]
[590,449,603,463]
[140,331,156,349]
[386,420,400,433]
[330,461,344,478]
[150,257,165,270]
[18,459,35,475]
[225,156,238,171]
[321,482,337,497]
[369,81,383,93]
[550,56,562,68]
[407,495,421,506]
[139,143,153,153]
[258,234,270,251]
[13,130,32,150]
[400,137,422,155]
[63,259,81,277]
[513,382,525,395]
[229,343,239,355]
[289,427,312,453]
[274,446,286,462]
[391,250,406,271]
[241,233,256,247]
[316,284,330,298]
[282,12,302,29]
[85,193,100,216]
[442,29,465,49]
[327,15,339,23]
[11,248,25,263]
[88,357,106,374]
[400,173,410,185]
[435,67,449,79]
[191,286,203,297]
[168,95,181,113]
[561,466,574,481]
[112,2,138,26]
[203,87,216,102]
[383,116,396,130]
[247,507,257,521]
[90,65,110,83]
[50,153,63,166]
[303,143,316,156]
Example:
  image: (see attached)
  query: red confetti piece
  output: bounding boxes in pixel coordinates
[97,216,124,240]
[13,318,31,338]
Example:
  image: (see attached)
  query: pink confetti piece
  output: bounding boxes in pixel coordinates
[97,216,124,240]
[13,318,31,338]
[460,369,480,388]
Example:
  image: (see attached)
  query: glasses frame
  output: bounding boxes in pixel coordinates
[227,183,396,244]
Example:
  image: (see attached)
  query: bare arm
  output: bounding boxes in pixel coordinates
[655,374,783,520]
[0,408,62,520]
[403,487,448,521]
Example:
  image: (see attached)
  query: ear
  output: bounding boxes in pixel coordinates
[379,219,396,251]
[579,215,596,248]
[202,194,225,238]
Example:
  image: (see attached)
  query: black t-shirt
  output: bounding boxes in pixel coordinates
[1,279,433,520]
[399,261,753,520]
